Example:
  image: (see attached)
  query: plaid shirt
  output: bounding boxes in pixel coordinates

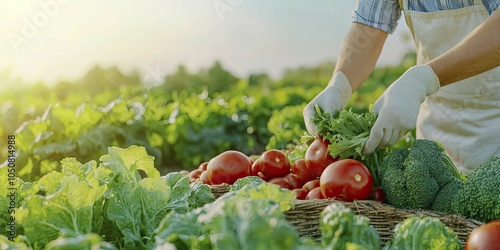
[352,0,500,33]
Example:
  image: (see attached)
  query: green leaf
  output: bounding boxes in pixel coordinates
[17,175,107,248]
[151,211,209,250]
[106,181,144,249]
[138,178,171,236]
[0,235,31,250]
[311,107,386,186]
[60,158,97,181]
[197,197,304,250]
[0,175,38,237]
[235,182,296,211]
[232,199,301,250]
[36,171,65,194]
[32,139,77,160]
[320,203,380,250]
[229,176,265,191]
[99,145,159,184]
[45,233,118,250]
[161,173,193,213]
[0,174,14,236]
[188,181,215,210]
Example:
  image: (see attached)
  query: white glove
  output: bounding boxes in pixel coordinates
[363,65,440,154]
[303,72,352,136]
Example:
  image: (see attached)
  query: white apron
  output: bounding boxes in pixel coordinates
[400,0,500,174]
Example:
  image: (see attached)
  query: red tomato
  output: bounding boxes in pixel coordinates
[302,179,320,193]
[284,173,302,189]
[305,138,337,178]
[293,188,308,200]
[269,177,293,190]
[251,159,262,176]
[198,162,208,171]
[257,172,270,181]
[320,159,373,202]
[199,171,211,185]
[188,169,203,183]
[207,150,252,185]
[369,186,386,202]
[306,187,324,200]
[291,159,315,186]
[466,220,500,250]
[252,149,290,179]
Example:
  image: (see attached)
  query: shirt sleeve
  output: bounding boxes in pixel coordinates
[351,0,402,34]
[486,0,500,14]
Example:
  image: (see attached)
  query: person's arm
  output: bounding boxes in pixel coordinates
[363,9,500,154]
[428,9,500,86]
[334,23,389,91]
[303,23,389,136]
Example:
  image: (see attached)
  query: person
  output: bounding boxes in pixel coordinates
[303,0,500,174]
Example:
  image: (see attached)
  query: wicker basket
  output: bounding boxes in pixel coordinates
[209,184,230,198]
[208,185,483,244]
[285,199,483,244]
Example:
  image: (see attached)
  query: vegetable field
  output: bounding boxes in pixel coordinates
[0,60,411,181]
[5,55,499,249]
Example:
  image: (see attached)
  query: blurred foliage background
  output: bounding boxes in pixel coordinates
[0,51,416,181]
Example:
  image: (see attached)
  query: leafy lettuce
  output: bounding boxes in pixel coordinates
[13,146,214,249]
[151,180,319,250]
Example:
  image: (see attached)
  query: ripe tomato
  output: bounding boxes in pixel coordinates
[284,173,302,189]
[291,159,315,186]
[252,149,290,179]
[306,187,324,200]
[369,186,386,202]
[466,220,500,250]
[257,171,270,181]
[188,169,203,183]
[198,162,208,171]
[200,171,211,185]
[207,150,252,185]
[251,159,262,176]
[269,177,293,190]
[302,179,320,193]
[305,138,337,178]
[293,188,308,200]
[320,159,373,202]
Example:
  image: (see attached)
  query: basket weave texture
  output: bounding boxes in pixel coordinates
[209,185,483,244]
[210,184,230,198]
[285,199,482,244]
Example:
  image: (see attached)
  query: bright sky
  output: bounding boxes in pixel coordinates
[0,1,413,87]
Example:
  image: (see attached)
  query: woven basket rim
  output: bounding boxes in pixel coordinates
[208,184,483,243]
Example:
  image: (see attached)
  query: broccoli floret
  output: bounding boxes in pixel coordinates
[379,149,410,208]
[453,157,500,222]
[431,177,464,214]
[403,144,440,209]
[383,216,461,250]
[380,140,462,210]
[418,140,463,187]
[320,203,381,250]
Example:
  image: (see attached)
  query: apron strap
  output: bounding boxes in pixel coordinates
[398,0,415,38]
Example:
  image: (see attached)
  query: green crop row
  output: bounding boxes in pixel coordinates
[0,56,413,181]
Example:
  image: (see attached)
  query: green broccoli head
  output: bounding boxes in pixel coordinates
[431,177,464,214]
[380,140,459,209]
[383,216,461,250]
[403,142,440,208]
[320,203,380,250]
[379,149,410,208]
[454,157,500,222]
[412,140,462,186]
